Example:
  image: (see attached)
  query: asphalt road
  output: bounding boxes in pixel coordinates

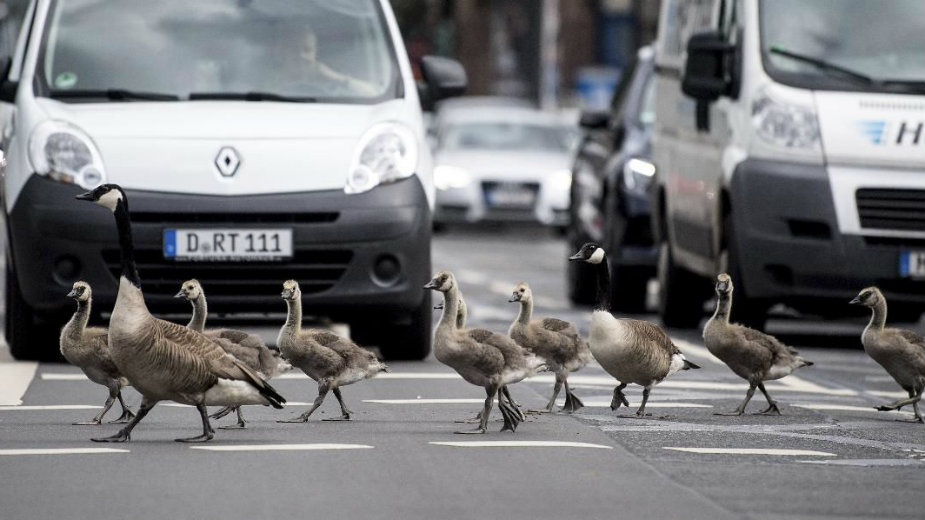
[1,225,924,520]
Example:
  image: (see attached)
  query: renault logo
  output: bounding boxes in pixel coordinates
[214,147,241,177]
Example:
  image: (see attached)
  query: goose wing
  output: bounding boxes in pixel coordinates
[456,329,507,374]
[628,319,681,356]
[734,325,796,365]
[470,328,525,368]
[86,329,122,379]
[540,318,576,334]
[896,329,925,352]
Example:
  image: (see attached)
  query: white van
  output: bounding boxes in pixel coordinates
[0,0,466,360]
[652,0,925,329]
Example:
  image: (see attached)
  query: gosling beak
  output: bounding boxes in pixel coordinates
[508,293,520,303]
[423,279,439,289]
[568,252,583,262]
[281,289,293,299]
[849,296,861,305]
[173,290,185,299]
[380,364,391,373]
[716,281,729,293]
[74,191,95,201]
[66,289,78,298]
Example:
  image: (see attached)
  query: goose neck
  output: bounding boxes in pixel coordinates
[438,286,460,330]
[283,298,303,335]
[593,258,612,312]
[516,298,533,326]
[867,300,887,333]
[68,298,92,334]
[113,199,141,288]
[711,293,731,324]
[187,293,207,332]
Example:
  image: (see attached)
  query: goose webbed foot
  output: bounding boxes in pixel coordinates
[610,384,630,411]
[498,389,522,432]
[453,427,487,434]
[713,410,745,416]
[218,407,247,429]
[91,430,131,443]
[210,406,235,420]
[894,416,925,423]
[755,402,781,415]
[176,404,215,442]
[175,432,214,443]
[73,419,103,425]
[321,413,352,422]
[109,409,135,424]
[524,408,550,415]
[634,410,653,417]
[277,413,311,423]
[561,390,584,414]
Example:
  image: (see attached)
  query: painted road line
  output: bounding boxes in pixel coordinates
[673,339,725,366]
[163,402,315,408]
[430,441,613,449]
[364,399,485,405]
[41,373,87,381]
[0,405,101,411]
[0,448,129,456]
[865,390,908,399]
[793,404,913,417]
[555,400,712,408]
[799,459,925,467]
[190,444,373,452]
[527,374,858,397]
[1,362,38,405]
[663,447,836,456]
[277,372,461,380]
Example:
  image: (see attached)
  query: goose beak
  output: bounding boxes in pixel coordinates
[508,293,520,303]
[423,279,438,289]
[66,289,78,298]
[281,289,293,299]
[173,290,185,298]
[74,191,95,201]
[849,296,861,305]
[567,252,583,261]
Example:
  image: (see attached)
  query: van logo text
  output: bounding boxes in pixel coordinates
[858,121,924,146]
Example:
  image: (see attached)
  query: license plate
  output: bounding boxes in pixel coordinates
[899,251,925,278]
[164,229,293,262]
[485,184,535,208]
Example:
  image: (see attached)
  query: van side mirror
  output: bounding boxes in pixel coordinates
[681,31,735,102]
[420,56,467,104]
[0,56,16,103]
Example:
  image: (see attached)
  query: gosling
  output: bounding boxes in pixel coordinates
[176,279,290,429]
[508,282,591,413]
[569,243,699,416]
[703,274,813,415]
[276,280,389,423]
[850,287,925,423]
[59,281,135,425]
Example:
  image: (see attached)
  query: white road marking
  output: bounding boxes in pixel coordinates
[0,362,38,405]
[793,404,913,417]
[456,269,488,285]
[528,374,857,396]
[41,373,87,381]
[277,372,461,380]
[429,441,613,449]
[799,458,925,467]
[364,399,485,404]
[189,444,373,452]
[0,405,101,411]
[865,390,908,399]
[863,375,895,382]
[663,447,836,456]
[555,400,712,408]
[163,402,315,408]
[672,339,726,366]
[0,448,129,456]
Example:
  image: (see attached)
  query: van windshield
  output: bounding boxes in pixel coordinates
[760,0,925,93]
[37,0,400,103]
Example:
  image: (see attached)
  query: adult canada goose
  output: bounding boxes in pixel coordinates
[175,279,291,429]
[425,270,545,433]
[850,287,925,423]
[508,282,591,413]
[76,184,285,442]
[703,274,813,415]
[276,280,389,423]
[59,281,135,425]
[569,243,699,416]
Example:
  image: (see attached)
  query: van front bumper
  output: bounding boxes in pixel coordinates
[729,158,925,315]
[7,174,432,321]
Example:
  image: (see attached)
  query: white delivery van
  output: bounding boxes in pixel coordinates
[652,0,925,329]
[0,0,466,360]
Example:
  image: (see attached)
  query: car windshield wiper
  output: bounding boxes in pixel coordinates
[48,88,181,101]
[188,91,318,103]
[769,46,875,85]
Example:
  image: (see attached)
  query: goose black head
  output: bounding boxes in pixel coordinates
[569,242,605,264]
[850,286,882,307]
[175,279,202,300]
[424,270,455,292]
[75,184,127,212]
[715,273,733,296]
[509,282,531,303]
[67,281,91,302]
[281,279,301,301]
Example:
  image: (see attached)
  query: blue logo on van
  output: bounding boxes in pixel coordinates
[858,121,886,144]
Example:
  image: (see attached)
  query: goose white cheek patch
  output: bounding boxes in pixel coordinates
[97,190,123,211]
[588,248,605,264]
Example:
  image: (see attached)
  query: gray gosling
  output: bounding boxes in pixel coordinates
[426,270,546,434]
[59,281,135,425]
[77,184,285,443]
[176,279,291,429]
[508,282,592,413]
[569,243,699,416]
[850,287,925,423]
[703,274,813,416]
[276,280,389,423]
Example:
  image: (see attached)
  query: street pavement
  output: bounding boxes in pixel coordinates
[1,225,923,520]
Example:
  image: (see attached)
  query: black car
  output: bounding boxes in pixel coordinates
[566,45,657,312]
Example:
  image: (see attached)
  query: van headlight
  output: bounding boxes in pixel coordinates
[345,123,418,194]
[751,95,819,149]
[622,158,656,192]
[28,121,106,190]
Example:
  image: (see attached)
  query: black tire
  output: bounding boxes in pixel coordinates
[566,230,597,305]
[353,293,433,361]
[610,264,649,313]
[5,268,61,361]
[724,214,768,331]
[656,239,707,329]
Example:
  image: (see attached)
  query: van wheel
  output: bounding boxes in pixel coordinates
[724,214,768,331]
[353,294,433,361]
[657,240,706,329]
[611,265,649,313]
[5,268,60,361]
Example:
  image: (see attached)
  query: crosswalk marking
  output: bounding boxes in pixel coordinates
[0,448,129,456]
[364,399,485,404]
[1,362,38,405]
[663,447,836,456]
[0,405,101,411]
[865,390,908,399]
[555,400,712,409]
[429,441,613,449]
[189,444,373,452]
[41,373,87,381]
[793,404,913,417]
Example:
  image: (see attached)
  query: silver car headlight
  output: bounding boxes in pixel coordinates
[751,94,820,149]
[622,158,656,191]
[28,120,106,190]
[549,169,572,191]
[433,165,472,190]
[345,122,418,194]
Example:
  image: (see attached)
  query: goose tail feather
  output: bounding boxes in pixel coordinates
[683,359,701,370]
